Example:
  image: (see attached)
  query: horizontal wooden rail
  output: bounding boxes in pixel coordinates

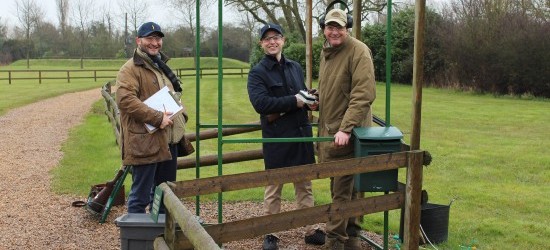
[185,122,260,142]
[172,151,410,198]
[0,67,249,84]
[177,149,263,169]
[174,192,405,249]
[161,150,424,250]
[101,81,121,146]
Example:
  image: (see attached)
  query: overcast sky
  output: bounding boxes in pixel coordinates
[1,0,448,35]
[0,0,243,33]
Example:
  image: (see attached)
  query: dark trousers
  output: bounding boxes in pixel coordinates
[326,175,362,241]
[127,144,178,213]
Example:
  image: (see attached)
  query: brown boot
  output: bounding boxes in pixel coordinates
[344,236,362,250]
[325,237,345,250]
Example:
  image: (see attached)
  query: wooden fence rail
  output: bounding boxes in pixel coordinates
[100,81,426,250]
[156,151,425,250]
[0,67,250,84]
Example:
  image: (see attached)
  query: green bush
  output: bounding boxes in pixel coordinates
[362,7,445,85]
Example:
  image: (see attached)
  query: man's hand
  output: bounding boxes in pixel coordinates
[295,94,305,108]
[334,131,351,146]
[159,111,173,129]
[307,101,319,111]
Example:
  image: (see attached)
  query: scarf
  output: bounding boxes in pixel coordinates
[150,53,183,93]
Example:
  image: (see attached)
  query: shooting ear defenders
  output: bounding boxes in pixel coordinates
[319,0,353,29]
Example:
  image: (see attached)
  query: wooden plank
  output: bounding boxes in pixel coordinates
[184,123,260,142]
[164,210,176,249]
[160,183,221,250]
[403,151,424,249]
[177,149,263,169]
[154,236,170,250]
[173,151,409,198]
[174,192,404,248]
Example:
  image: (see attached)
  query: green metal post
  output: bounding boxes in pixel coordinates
[385,2,392,248]
[195,0,202,217]
[384,191,389,250]
[217,0,224,225]
[385,0,392,127]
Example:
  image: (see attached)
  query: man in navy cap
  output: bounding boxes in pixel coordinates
[116,21,187,214]
[247,23,326,250]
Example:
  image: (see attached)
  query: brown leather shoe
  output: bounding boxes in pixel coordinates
[325,237,345,250]
[344,236,362,250]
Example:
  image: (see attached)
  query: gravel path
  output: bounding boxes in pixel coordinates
[0,89,380,249]
[0,89,123,250]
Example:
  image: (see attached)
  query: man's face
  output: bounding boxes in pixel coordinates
[260,30,285,56]
[136,33,163,56]
[323,22,347,47]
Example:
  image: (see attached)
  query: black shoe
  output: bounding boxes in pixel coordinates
[305,229,326,245]
[263,234,279,250]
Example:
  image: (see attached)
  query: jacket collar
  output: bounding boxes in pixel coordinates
[323,35,350,58]
[132,48,170,67]
[261,54,287,70]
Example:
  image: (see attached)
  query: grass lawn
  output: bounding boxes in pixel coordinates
[3,59,548,249]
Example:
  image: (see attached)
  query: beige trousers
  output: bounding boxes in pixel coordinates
[264,180,317,236]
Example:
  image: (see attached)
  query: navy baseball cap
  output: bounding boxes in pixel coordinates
[137,22,165,37]
[259,23,284,39]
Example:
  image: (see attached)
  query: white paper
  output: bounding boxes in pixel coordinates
[143,86,183,132]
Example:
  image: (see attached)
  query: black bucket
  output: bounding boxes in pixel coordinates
[420,203,450,244]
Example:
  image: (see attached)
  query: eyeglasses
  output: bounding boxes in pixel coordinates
[262,34,283,43]
[142,36,163,42]
[325,25,346,32]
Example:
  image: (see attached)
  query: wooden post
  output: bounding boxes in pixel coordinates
[402,150,423,249]
[410,0,426,151]
[39,70,42,84]
[8,71,11,84]
[67,71,70,83]
[352,0,362,39]
[305,0,312,89]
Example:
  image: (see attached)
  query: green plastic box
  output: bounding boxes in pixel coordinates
[353,126,403,192]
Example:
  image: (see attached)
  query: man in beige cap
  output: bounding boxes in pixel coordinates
[316,7,376,250]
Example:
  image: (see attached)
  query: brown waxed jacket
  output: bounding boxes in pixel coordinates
[317,36,376,162]
[116,49,175,166]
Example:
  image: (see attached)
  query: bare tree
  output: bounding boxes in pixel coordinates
[168,0,215,66]
[15,0,44,68]
[237,8,257,51]
[0,18,7,40]
[56,0,69,36]
[100,2,115,38]
[72,0,95,68]
[118,0,149,35]
[226,0,391,42]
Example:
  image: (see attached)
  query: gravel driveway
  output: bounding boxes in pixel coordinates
[0,89,380,249]
[0,89,121,249]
